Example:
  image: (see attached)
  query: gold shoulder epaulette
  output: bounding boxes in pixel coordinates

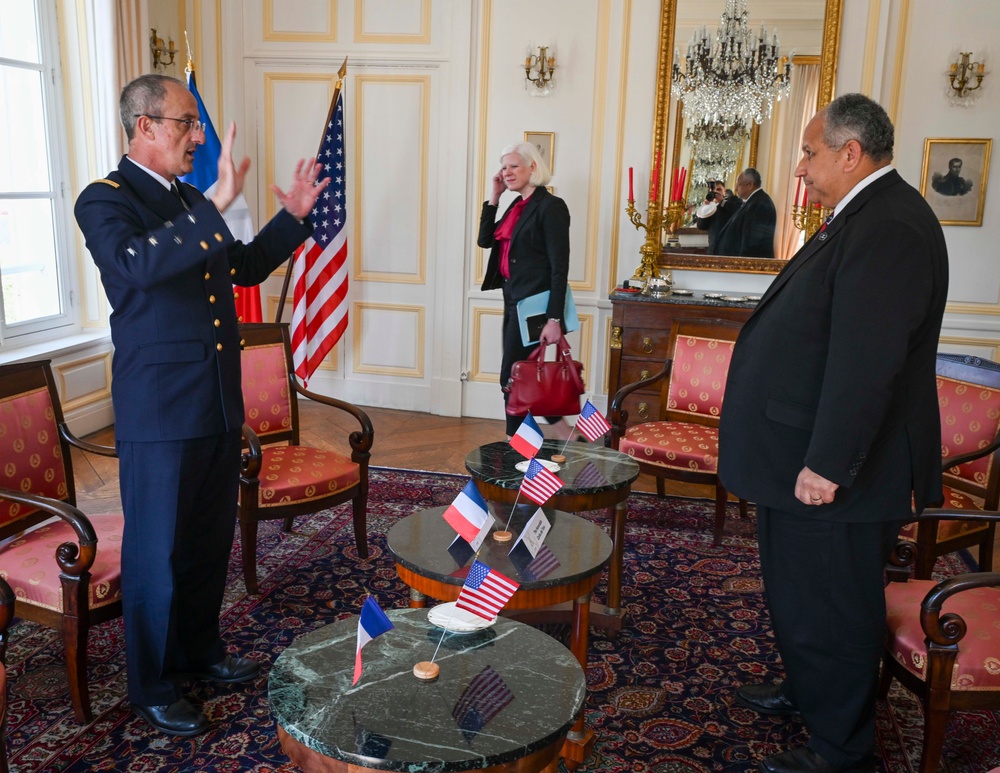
[94,178,120,188]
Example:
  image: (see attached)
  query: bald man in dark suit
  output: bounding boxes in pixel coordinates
[719,94,948,772]
[75,74,329,736]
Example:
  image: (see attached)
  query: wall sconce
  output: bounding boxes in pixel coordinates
[947,51,986,106]
[524,45,556,97]
[150,28,177,71]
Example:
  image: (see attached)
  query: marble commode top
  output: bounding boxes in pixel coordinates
[269,609,585,771]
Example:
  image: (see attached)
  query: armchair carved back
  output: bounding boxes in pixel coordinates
[661,319,741,426]
[240,324,299,446]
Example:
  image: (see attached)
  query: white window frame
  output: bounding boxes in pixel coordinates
[0,0,78,347]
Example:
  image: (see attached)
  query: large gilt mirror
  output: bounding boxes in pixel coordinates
[652,0,842,275]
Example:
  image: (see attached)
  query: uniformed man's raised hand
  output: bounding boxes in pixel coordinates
[211,121,251,214]
[271,158,331,221]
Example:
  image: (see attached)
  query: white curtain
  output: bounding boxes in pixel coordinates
[771,63,821,259]
[113,0,149,156]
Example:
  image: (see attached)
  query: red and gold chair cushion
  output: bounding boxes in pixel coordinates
[899,486,990,542]
[242,344,292,440]
[0,513,124,612]
[0,387,70,529]
[885,579,1000,689]
[665,336,735,420]
[937,375,1000,489]
[254,446,360,508]
[619,421,719,473]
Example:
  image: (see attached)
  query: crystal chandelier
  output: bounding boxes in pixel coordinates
[686,121,750,190]
[671,0,793,127]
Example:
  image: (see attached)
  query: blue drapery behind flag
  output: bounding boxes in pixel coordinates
[179,70,262,322]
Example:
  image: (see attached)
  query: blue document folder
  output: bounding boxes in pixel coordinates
[516,290,580,346]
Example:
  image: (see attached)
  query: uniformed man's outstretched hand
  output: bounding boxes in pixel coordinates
[272,158,330,221]
[211,121,251,214]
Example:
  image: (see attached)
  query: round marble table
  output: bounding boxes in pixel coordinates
[386,505,611,771]
[464,440,639,632]
[270,609,585,773]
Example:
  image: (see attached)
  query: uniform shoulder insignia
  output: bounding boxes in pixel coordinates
[94,178,120,188]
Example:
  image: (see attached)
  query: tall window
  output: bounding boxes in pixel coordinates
[0,0,74,343]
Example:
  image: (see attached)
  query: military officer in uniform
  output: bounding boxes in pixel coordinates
[74,73,329,736]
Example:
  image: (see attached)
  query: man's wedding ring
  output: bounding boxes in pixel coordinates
[810,496,822,502]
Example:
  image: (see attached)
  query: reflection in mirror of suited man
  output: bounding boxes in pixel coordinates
[931,157,974,196]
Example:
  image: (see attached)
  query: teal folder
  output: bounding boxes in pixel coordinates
[516,290,580,346]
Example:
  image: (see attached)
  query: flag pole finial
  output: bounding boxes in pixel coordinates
[184,31,194,76]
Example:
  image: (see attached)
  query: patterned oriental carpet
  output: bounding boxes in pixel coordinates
[3,468,997,772]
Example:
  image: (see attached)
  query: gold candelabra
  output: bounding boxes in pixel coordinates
[948,51,986,101]
[150,28,177,70]
[662,200,687,247]
[524,46,556,95]
[791,202,830,241]
[625,196,669,288]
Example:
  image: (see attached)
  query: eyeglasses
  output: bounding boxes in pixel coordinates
[134,114,205,133]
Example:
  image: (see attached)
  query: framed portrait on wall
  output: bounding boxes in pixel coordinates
[524,131,555,175]
[919,138,992,226]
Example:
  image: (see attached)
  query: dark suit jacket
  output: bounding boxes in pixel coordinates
[696,194,741,253]
[718,170,948,520]
[74,156,311,442]
[478,186,570,320]
[714,188,776,257]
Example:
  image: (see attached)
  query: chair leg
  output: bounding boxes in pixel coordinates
[240,516,261,595]
[353,494,369,559]
[62,615,92,724]
[281,517,295,533]
[876,655,893,700]
[656,478,665,498]
[919,705,950,773]
[713,483,727,546]
[739,498,748,519]
[978,524,995,572]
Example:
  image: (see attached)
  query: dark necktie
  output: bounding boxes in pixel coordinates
[170,182,188,210]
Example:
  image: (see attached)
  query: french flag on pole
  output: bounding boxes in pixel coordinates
[353,597,394,685]
[443,480,495,548]
[509,413,544,459]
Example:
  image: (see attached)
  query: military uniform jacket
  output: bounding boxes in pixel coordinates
[717,170,948,520]
[75,156,311,442]
[477,186,570,321]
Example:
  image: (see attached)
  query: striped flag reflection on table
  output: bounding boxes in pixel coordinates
[452,665,514,742]
[524,543,560,581]
[572,460,608,489]
[575,400,612,442]
[519,458,564,506]
[455,560,519,620]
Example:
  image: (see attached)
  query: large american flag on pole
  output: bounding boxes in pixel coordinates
[291,60,349,383]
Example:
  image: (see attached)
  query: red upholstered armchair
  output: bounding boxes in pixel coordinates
[899,354,1000,578]
[0,360,123,724]
[880,511,1000,773]
[609,317,744,544]
[0,575,14,773]
[239,323,374,594]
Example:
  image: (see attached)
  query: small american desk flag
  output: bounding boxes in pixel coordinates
[575,400,612,442]
[455,560,519,620]
[291,74,349,384]
[519,458,564,506]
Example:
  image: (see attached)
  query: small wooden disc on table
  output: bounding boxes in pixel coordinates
[551,454,566,463]
[492,530,513,542]
[413,661,439,680]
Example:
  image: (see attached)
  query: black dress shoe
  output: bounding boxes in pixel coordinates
[736,682,800,716]
[132,698,209,736]
[759,747,874,773]
[188,654,261,684]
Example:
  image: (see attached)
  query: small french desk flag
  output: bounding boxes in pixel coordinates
[443,480,495,547]
[509,413,544,459]
[353,597,394,685]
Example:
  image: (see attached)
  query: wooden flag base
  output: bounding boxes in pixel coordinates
[413,661,439,680]
[550,454,566,463]
[492,530,513,543]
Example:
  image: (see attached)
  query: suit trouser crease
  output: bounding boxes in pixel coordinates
[756,506,905,767]
[119,430,241,705]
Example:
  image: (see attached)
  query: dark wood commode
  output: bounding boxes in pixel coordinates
[607,290,755,423]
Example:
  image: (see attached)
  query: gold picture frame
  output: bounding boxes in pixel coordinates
[524,131,555,175]
[919,138,992,226]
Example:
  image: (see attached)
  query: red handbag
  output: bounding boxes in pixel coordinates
[505,336,585,416]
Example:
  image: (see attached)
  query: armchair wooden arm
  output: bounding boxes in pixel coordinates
[608,361,672,445]
[241,423,264,479]
[292,380,375,461]
[58,425,117,458]
[0,487,97,577]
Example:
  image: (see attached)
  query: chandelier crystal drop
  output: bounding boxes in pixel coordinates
[671,0,793,128]
[686,121,750,189]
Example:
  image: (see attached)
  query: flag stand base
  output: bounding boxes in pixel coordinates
[413,661,439,680]
[551,454,566,463]
[492,530,513,543]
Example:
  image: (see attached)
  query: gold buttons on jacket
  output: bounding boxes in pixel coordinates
[209,295,216,303]
[200,240,209,249]
[215,233,224,242]
[214,319,221,327]
[230,268,236,276]
[204,272,211,280]
[217,343,223,351]
[240,339,246,347]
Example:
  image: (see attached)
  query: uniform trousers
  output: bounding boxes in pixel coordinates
[118,429,242,706]
[756,506,905,767]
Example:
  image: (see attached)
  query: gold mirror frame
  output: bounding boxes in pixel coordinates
[652,0,843,275]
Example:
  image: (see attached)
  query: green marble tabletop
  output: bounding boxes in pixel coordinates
[464,440,639,495]
[269,609,585,771]
[386,505,612,588]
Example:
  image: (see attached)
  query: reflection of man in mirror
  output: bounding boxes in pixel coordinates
[931,157,973,196]
[713,168,776,257]
[695,180,741,253]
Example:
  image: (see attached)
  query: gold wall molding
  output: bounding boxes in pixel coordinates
[607,0,633,294]
[354,74,430,284]
[352,302,425,377]
[354,0,431,44]
[263,0,337,42]
[474,0,493,286]
[861,0,881,96]
[946,302,1000,317]
[55,353,112,412]
[469,306,503,383]
[887,0,911,126]
[939,335,1000,361]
